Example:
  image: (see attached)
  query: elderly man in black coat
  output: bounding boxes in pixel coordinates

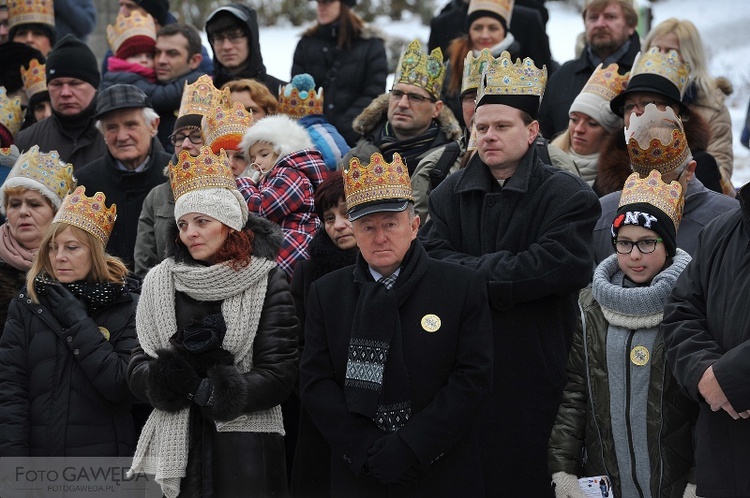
[421,52,601,496]
[298,151,493,496]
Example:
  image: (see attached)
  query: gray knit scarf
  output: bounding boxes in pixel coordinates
[129,256,282,498]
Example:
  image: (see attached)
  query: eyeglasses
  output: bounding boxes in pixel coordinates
[211,30,246,45]
[614,238,663,255]
[389,89,436,104]
[169,130,202,146]
[620,100,670,115]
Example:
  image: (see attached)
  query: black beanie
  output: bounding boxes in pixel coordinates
[45,34,100,89]
[134,0,170,26]
[611,202,677,257]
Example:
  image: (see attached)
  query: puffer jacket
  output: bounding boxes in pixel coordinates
[549,282,697,497]
[0,283,139,456]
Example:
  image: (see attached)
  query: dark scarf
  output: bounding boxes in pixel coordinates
[375,121,440,174]
[34,272,127,310]
[345,238,429,432]
[51,95,98,140]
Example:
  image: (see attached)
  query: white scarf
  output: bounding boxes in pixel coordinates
[568,149,600,187]
[129,257,283,498]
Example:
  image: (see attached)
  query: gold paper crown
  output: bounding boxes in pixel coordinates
[626,104,689,175]
[467,0,514,25]
[581,63,630,102]
[5,145,74,203]
[462,48,495,94]
[631,47,691,98]
[21,59,47,99]
[178,75,231,118]
[393,40,446,99]
[8,0,54,29]
[54,186,117,245]
[168,146,235,201]
[106,11,156,54]
[344,152,413,212]
[203,101,254,154]
[278,84,323,118]
[477,50,547,103]
[0,86,23,138]
[619,170,684,230]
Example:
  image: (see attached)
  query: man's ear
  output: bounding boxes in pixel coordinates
[527,120,539,145]
[681,159,697,187]
[432,100,443,119]
[188,53,203,70]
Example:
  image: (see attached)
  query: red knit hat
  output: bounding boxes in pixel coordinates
[116,35,156,60]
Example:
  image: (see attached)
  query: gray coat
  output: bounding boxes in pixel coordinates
[134,181,173,277]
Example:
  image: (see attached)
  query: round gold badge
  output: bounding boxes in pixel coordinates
[421,314,441,333]
[98,326,110,341]
[630,345,649,366]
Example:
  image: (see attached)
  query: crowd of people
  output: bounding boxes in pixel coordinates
[0,0,748,496]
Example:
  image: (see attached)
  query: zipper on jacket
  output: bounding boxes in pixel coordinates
[625,330,645,498]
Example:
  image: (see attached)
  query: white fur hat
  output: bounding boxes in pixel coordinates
[239,114,313,161]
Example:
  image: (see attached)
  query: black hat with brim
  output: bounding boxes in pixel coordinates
[610,73,689,118]
[348,199,410,221]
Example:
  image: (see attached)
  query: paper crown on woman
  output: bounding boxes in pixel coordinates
[21,59,47,100]
[176,75,231,130]
[53,186,117,246]
[169,146,249,231]
[625,103,690,175]
[393,40,446,100]
[107,10,157,60]
[569,63,629,134]
[278,73,323,118]
[0,86,23,141]
[476,50,546,117]
[610,47,691,117]
[202,101,254,154]
[467,0,514,28]
[344,152,413,221]
[0,145,74,215]
[462,48,494,96]
[8,0,55,31]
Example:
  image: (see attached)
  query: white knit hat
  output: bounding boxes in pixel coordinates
[173,188,248,232]
[239,114,313,161]
[569,91,622,134]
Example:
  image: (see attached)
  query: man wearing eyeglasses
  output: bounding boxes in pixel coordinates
[205,4,285,95]
[342,40,461,224]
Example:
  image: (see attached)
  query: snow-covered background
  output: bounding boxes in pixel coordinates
[254,0,750,188]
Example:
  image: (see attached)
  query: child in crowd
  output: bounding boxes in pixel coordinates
[237,114,327,279]
[106,11,157,83]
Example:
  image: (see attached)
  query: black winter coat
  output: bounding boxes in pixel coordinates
[292,24,388,146]
[74,138,171,269]
[0,260,25,333]
[538,32,641,141]
[421,145,601,496]
[662,185,750,496]
[0,284,138,456]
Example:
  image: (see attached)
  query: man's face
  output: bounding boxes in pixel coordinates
[155,34,199,82]
[119,0,146,18]
[584,2,634,56]
[0,9,9,44]
[13,26,52,56]
[622,91,677,127]
[474,103,537,173]
[210,27,249,70]
[386,83,441,141]
[48,77,97,116]
[100,107,158,168]
[353,209,419,277]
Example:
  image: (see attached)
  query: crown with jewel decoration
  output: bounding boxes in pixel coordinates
[626,103,690,175]
[168,146,235,201]
[0,86,23,139]
[582,63,630,102]
[8,0,54,29]
[203,101,254,154]
[619,169,684,230]
[393,40,446,99]
[468,0,514,25]
[106,11,156,55]
[477,50,547,103]
[631,47,691,98]
[0,144,74,214]
[178,75,231,119]
[21,58,47,99]
[462,48,495,95]
[278,73,324,118]
[53,186,117,245]
[344,152,413,215]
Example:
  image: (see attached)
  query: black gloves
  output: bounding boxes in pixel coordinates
[365,433,421,484]
[45,284,89,328]
[146,348,207,412]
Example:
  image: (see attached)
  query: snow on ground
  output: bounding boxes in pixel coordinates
[256,0,750,187]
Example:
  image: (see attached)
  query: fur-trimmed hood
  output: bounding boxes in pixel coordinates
[165,213,283,265]
[240,114,313,161]
[351,93,462,141]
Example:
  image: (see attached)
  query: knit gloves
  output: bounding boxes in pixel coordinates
[551,472,587,498]
[365,433,421,484]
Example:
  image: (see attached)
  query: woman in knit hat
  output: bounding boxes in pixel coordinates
[0,145,74,328]
[0,186,139,457]
[128,146,298,497]
[549,170,698,498]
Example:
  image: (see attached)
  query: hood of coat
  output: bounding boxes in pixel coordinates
[351,93,462,141]
[209,4,268,81]
[165,212,283,264]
